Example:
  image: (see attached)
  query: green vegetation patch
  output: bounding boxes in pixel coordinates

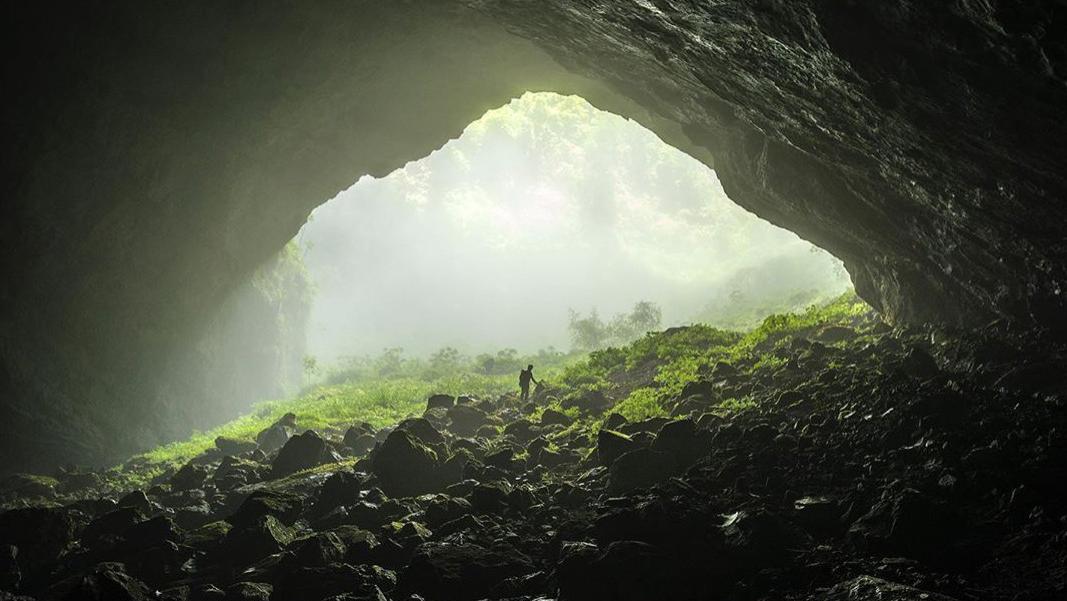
[119,291,874,491]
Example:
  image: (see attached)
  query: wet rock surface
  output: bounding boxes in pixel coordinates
[3,324,1067,600]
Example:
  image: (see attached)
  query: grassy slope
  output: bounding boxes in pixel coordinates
[119,292,872,486]
[559,291,871,422]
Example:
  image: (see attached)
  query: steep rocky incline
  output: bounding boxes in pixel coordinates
[2,318,1065,600]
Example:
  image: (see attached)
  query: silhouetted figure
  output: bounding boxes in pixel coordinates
[519,364,539,402]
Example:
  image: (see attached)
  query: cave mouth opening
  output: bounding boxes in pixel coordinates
[292,92,854,377]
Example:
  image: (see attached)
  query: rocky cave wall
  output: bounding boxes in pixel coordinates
[1,0,1064,473]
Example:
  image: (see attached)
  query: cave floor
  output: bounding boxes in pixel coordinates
[1,318,1066,600]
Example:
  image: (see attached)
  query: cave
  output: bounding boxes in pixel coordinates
[2,2,1066,600]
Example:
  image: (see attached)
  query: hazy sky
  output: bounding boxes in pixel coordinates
[297,93,850,361]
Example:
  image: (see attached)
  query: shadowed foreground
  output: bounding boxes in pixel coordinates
[1,301,1065,600]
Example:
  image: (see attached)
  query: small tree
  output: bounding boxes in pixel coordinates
[374,347,405,378]
[427,346,464,378]
[475,353,496,375]
[302,355,319,388]
[568,308,609,351]
[569,301,662,351]
[628,301,662,334]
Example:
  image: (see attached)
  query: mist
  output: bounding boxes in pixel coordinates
[296,93,850,363]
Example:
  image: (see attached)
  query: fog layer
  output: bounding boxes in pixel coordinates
[297,93,850,362]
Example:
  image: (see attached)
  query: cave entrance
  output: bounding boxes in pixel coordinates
[292,92,851,372]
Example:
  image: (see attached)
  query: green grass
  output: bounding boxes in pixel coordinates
[611,387,670,421]
[563,291,872,423]
[715,397,758,413]
[130,374,520,473]
[727,292,870,359]
[119,291,874,488]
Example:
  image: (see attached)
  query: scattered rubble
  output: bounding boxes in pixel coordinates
[2,321,1065,600]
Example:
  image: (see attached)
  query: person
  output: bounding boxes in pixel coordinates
[518,364,539,402]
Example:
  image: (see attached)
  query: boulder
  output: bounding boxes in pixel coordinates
[371,429,442,498]
[212,457,267,490]
[555,541,600,599]
[422,406,450,430]
[214,437,257,456]
[475,425,500,439]
[332,526,379,562]
[424,496,472,528]
[603,413,627,430]
[558,541,680,601]
[502,420,539,444]
[55,470,103,495]
[792,495,843,537]
[815,325,855,344]
[847,489,963,563]
[254,413,296,453]
[273,412,298,429]
[823,576,959,601]
[193,585,228,600]
[254,425,291,454]
[222,515,295,566]
[597,430,636,467]
[347,502,391,530]
[169,462,209,491]
[122,515,182,549]
[0,473,56,499]
[427,394,456,411]
[395,418,446,448]
[678,380,715,401]
[721,509,808,566]
[607,449,677,493]
[116,490,154,514]
[439,450,470,487]
[398,542,533,601]
[470,482,510,513]
[320,589,389,601]
[289,532,347,567]
[342,426,377,455]
[561,389,611,414]
[81,507,146,546]
[173,502,214,530]
[227,490,304,529]
[446,405,488,437]
[912,390,968,427]
[0,507,75,577]
[60,562,154,601]
[532,446,575,469]
[0,545,18,592]
[392,520,433,546]
[273,563,396,601]
[483,448,516,470]
[540,408,573,427]
[185,520,231,548]
[312,470,365,516]
[270,430,327,478]
[223,582,272,601]
[650,418,703,467]
[707,361,737,379]
[618,417,671,436]
[901,347,939,380]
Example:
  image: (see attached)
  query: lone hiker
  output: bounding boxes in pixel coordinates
[519,364,539,402]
